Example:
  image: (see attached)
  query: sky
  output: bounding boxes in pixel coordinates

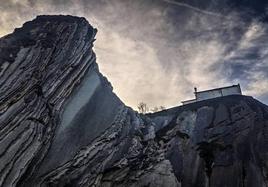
[0,0,268,109]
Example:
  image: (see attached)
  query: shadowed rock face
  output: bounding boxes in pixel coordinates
[148,96,268,187]
[0,15,268,187]
[0,15,123,186]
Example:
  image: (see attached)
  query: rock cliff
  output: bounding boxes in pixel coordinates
[0,15,267,187]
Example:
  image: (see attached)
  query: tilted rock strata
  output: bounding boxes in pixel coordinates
[0,16,268,187]
[0,15,123,186]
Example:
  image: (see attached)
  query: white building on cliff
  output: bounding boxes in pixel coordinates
[182,84,242,105]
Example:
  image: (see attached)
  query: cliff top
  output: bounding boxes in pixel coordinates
[0,15,97,63]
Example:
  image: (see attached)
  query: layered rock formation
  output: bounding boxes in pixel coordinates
[0,15,267,187]
[0,15,123,186]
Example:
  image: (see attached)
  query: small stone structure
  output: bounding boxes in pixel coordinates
[182,84,242,105]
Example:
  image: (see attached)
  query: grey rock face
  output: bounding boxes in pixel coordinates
[0,15,123,186]
[149,97,268,187]
[0,15,268,187]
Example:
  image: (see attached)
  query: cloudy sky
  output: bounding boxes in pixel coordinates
[0,0,268,109]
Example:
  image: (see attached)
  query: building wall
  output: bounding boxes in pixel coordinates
[196,85,241,101]
[221,86,241,96]
[196,90,222,101]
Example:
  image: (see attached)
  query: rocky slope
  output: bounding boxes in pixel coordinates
[0,15,267,187]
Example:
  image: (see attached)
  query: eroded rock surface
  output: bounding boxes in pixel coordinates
[0,15,267,187]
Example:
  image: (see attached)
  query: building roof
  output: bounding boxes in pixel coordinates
[195,84,241,94]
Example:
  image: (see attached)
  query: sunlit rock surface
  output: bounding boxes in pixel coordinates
[0,15,267,187]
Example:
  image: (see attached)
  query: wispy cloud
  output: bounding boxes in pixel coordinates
[223,21,268,98]
[161,0,225,18]
[0,0,268,109]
